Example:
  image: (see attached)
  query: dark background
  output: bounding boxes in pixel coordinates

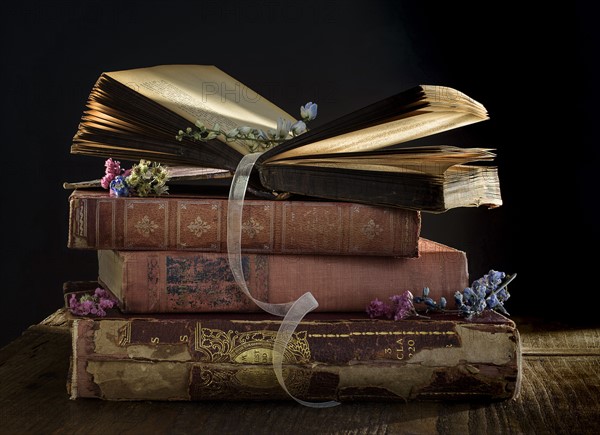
[1,1,597,348]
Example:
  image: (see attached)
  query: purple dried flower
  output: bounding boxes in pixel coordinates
[99,298,115,310]
[391,290,417,320]
[366,298,391,319]
[68,287,118,317]
[69,294,78,309]
[94,287,112,299]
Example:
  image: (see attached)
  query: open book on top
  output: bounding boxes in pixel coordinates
[69,64,501,213]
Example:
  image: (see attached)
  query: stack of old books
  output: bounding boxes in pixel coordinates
[62,65,520,404]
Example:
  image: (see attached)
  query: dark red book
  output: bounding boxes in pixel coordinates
[67,189,420,257]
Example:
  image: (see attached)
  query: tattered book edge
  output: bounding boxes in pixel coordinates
[69,319,79,400]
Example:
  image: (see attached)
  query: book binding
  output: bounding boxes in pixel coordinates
[68,190,420,257]
[67,309,522,402]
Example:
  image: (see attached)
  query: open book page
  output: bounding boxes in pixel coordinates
[264,111,486,162]
[262,161,449,175]
[266,147,495,176]
[421,85,488,117]
[105,65,296,155]
[443,165,502,209]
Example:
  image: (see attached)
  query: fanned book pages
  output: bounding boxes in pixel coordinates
[70,64,502,212]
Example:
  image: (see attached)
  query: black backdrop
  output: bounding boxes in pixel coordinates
[1,1,597,348]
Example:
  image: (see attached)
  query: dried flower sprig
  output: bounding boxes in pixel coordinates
[454,270,516,319]
[366,290,429,321]
[68,288,118,317]
[100,158,170,197]
[101,158,130,190]
[366,270,516,321]
[124,159,169,197]
[176,102,318,153]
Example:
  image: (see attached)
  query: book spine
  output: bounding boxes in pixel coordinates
[68,192,420,257]
[69,315,521,401]
[98,240,468,313]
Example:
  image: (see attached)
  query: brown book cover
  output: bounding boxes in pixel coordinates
[66,306,521,402]
[68,189,421,257]
[95,238,468,313]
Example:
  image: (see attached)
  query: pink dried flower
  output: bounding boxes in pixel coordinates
[101,158,126,190]
[100,173,115,189]
[104,158,122,175]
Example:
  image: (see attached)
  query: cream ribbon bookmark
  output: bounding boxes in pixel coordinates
[227,153,340,408]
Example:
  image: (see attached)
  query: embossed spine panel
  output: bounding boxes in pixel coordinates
[97,238,468,313]
[68,190,420,257]
[68,311,521,402]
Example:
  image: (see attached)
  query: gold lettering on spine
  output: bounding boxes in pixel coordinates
[193,322,311,364]
[117,322,131,346]
[407,339,416,358]
[396,338,404,360]
[395,338,420,360]
[150,337,160,344]
[308,329,451,361]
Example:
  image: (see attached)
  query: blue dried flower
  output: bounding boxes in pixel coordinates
[463,287,476,303]
[454,291,463,306]
[488,270,505,286]
[454,270,516,319]
[290,120,307,136]
[366,270,515,322]
[440,297,447,309]
[486,293,500,309]
[300,102,318,121]
[109,175,130,197]
[275,117,292,139]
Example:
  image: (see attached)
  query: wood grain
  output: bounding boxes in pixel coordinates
[0,311,599,435]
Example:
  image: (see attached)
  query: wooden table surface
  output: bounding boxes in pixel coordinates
[1,309,599,435]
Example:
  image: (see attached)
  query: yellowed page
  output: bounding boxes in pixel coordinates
[421,85,488,117]
[265,111,486,162]
[269,158,453,176]
[266,161,443,175]
[106,65,295,155]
